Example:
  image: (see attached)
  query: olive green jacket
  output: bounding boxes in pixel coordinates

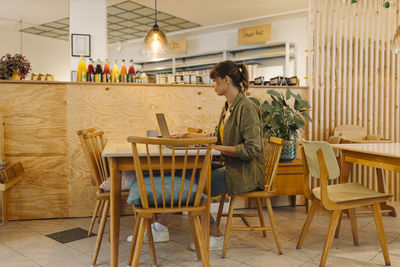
[214,93,265,195]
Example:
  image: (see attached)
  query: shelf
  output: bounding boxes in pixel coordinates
[135,41,296,76]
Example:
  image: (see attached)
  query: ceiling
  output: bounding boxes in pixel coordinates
[0,0,308,43]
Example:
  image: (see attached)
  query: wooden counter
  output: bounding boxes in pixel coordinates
[0,81,308,219]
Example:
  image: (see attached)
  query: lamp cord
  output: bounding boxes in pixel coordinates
[155,0,158,26]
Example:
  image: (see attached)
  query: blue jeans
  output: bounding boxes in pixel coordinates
[210,167,226,227]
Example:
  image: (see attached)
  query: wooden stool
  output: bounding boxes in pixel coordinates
[0,162,24,225]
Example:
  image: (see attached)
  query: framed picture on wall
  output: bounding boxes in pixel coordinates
[71,34,91,57]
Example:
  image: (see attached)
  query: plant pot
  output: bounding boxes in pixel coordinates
[280,139,296,163]
[10,71,21,80]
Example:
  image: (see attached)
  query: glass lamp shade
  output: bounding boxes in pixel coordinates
[142,25,168,58]
[393,25,400,54]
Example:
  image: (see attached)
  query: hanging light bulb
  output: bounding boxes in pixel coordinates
[393,26,400,54]
[143,0,168,58]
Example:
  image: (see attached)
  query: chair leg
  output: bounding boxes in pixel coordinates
[320,210,341,267]
[266,197,282,255]
[128,213,142,266]
[146,217,157,267]
[348,208,358,246]
[372,203,391,266]
[193,215,210,267]
[216,194,226,228]
[256,197,267,237]
[334,210,342,238]
[222,196,236,258]
[189,214,201,261]
[88,200,101,237]
[131,216,146,267]
[91,199,109,267]
[97,200,105,223]
[297,199,318,249]
[1,191,6,225]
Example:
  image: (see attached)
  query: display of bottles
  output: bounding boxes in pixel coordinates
[128,59,135,83]
[103,59,111,83]
[120,59,127,83]
[111,59,119,83]
[94,59,102,82]
[87,58,95,82]
[77,55,87,82]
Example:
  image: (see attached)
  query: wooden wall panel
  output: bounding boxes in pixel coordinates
[309,0,400,201]
[0,83,68,219]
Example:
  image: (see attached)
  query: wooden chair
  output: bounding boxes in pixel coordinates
[126,136,216,267]
[215,136,284,257]
[332,125,390,143]
[297,140,392,267]
[0,162,24,225]
[77,129,130,267]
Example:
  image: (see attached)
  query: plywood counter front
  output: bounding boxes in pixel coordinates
[0,81,308,219]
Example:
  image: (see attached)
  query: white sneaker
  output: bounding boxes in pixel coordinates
[126,223,170,243]
[189,235,224,251]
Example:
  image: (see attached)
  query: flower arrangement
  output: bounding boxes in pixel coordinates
[0,53,31,80]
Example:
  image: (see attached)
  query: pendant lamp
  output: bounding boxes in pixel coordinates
[143,0,168,58]
[393,25,400,54]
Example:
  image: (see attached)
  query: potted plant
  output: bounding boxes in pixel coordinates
[251,89,312,162]
[0,53,31,80]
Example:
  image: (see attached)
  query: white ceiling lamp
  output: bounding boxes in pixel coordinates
[142,0,168,58]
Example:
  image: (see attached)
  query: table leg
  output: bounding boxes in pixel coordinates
[339,153,353,184]
[110,158,122,267]
[376,168,397,217]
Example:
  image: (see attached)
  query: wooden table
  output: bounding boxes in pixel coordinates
[331,143,400,217]
[102,142,218,267]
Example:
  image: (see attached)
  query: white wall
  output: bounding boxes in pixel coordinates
[69,0,107,75]
[0,29,69,81]
[109,13,308,85]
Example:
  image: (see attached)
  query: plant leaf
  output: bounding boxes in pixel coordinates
[267,90,281,99]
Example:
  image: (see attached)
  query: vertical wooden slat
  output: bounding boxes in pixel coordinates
[310,0,400,201]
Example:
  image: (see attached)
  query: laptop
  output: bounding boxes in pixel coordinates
[156,113,207,150]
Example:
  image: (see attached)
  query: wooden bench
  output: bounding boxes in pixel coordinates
[0,162,24,225]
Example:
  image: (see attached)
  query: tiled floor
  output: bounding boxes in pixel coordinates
[1,203,400,267]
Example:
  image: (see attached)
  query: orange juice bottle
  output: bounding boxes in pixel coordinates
[111,59,119,83]
[120,59,127,83]
[77,55,87,82]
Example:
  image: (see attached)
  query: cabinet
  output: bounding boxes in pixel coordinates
[275,158,304,206]
[135,41,296,77]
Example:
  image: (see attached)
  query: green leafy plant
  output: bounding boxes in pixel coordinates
[250,89,312,140]
[0,53,31,80]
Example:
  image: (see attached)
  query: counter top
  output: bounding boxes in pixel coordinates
[0,80,309,89]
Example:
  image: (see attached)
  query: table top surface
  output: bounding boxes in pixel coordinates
[331,143,400,158]
[102,141,220,157]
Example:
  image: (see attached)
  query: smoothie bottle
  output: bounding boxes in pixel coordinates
[87,58,95,82]
[111,59,119,83]
[120,59,127,83]
[77,55,87,82]
[103,59,111,83]
[128,59,135,83]
[94,59,102,82]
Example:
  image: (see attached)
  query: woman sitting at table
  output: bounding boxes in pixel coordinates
[129,60,265,250]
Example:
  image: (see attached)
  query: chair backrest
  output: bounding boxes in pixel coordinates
[333,125,366,140]
[302,140,340,180]
[77,129,109,190]
[264,137,284,192]
[127,136,216,209]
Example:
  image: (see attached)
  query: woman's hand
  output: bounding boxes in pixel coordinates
[171,132,210,139]
[170,132,191,139]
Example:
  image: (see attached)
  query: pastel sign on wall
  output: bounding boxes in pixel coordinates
[168,38,187,54]
[238,24,271,45]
